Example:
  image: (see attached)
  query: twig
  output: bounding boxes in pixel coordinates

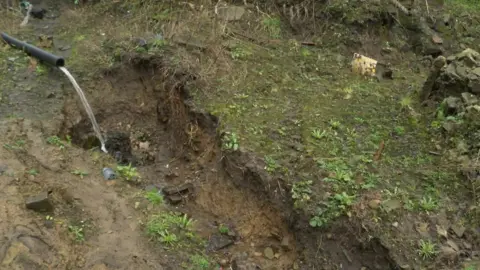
[424,0,430,19]
[389,0,410,15]
[20,4,33,27]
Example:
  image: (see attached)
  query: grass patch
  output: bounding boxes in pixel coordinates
[144,189,164,205]
[417,239,437,260]
[117,163,140,181]
[146,212,199,248]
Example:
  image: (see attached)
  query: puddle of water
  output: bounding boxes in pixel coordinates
[59,66,107,153]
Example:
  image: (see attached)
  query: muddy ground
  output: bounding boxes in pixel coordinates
[1,0,480,270]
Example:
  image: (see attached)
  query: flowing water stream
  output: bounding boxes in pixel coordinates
[59,67,107,153]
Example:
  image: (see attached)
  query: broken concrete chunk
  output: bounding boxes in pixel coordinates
[25,192,53,212]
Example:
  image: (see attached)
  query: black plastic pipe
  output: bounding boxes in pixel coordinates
[1,32,65,67]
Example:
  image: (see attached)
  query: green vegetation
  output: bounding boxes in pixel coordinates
[3,140,26,150]
[146,212,197,247]
[218,224,229,235]
[417,239,437,260]
[47,136,67,149]
[71,169,88,179]
[144,189,164,205]
[68,224,85,242]
[222,132,239,151]
[117,163,140,181]
[188,254,210,270]
[27,169,38,176]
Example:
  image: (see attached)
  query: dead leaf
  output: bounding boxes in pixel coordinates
[436,225,448,238]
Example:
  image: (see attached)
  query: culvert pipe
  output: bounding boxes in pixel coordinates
[1,32,65,67]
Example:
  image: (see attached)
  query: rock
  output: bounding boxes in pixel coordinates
[138,141,150,151]
[416,223,430,237]
[162,183,194,196]
[463,241,472,249]
[232,252,259,270]
[444,96,462,114]
[1,241,29,266]
[422,48,480,100]
[30,7,47,19]
[423,46,443,57]
[216,6,245,21]
[207,234,234,251]
[25,192,53,212]
[446,239,460,251]
[392,222,399,228]
[264,247,275,260]
[440,245,457,260]
[281,236,291,251]
[381,199,402,212]
[462,92,479,106]
[167,194,183,205]
[432,35,443,45]
[368,199,381,209]
[0,164,7,174]
[452,224,466,237]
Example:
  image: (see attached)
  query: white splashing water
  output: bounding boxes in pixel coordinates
[59,67,107,153]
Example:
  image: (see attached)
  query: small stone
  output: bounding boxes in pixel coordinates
[463,241,472,249]
[0,164,7,174]
[138,141,150,151]
[381,199,402,212]
[281,236,291,250]
[167,195,183,204]
[416,223,430,237]
[392,222,399,228]
[462,92,479,105]
[452,224,466,237]
[264,247,275,260]
[25,192,53,212]
[162,183,193,195]
[446,239,460,251]
[28,174,35,181]
[254,252,262,257]
[440,245,457,260]
[207,234,234,251]
[44,219,54,229]
[432,35,443,44]
[134,202,140,209]
[274,253,280,259]
[219,259,229,266]
[368,199,381,209]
